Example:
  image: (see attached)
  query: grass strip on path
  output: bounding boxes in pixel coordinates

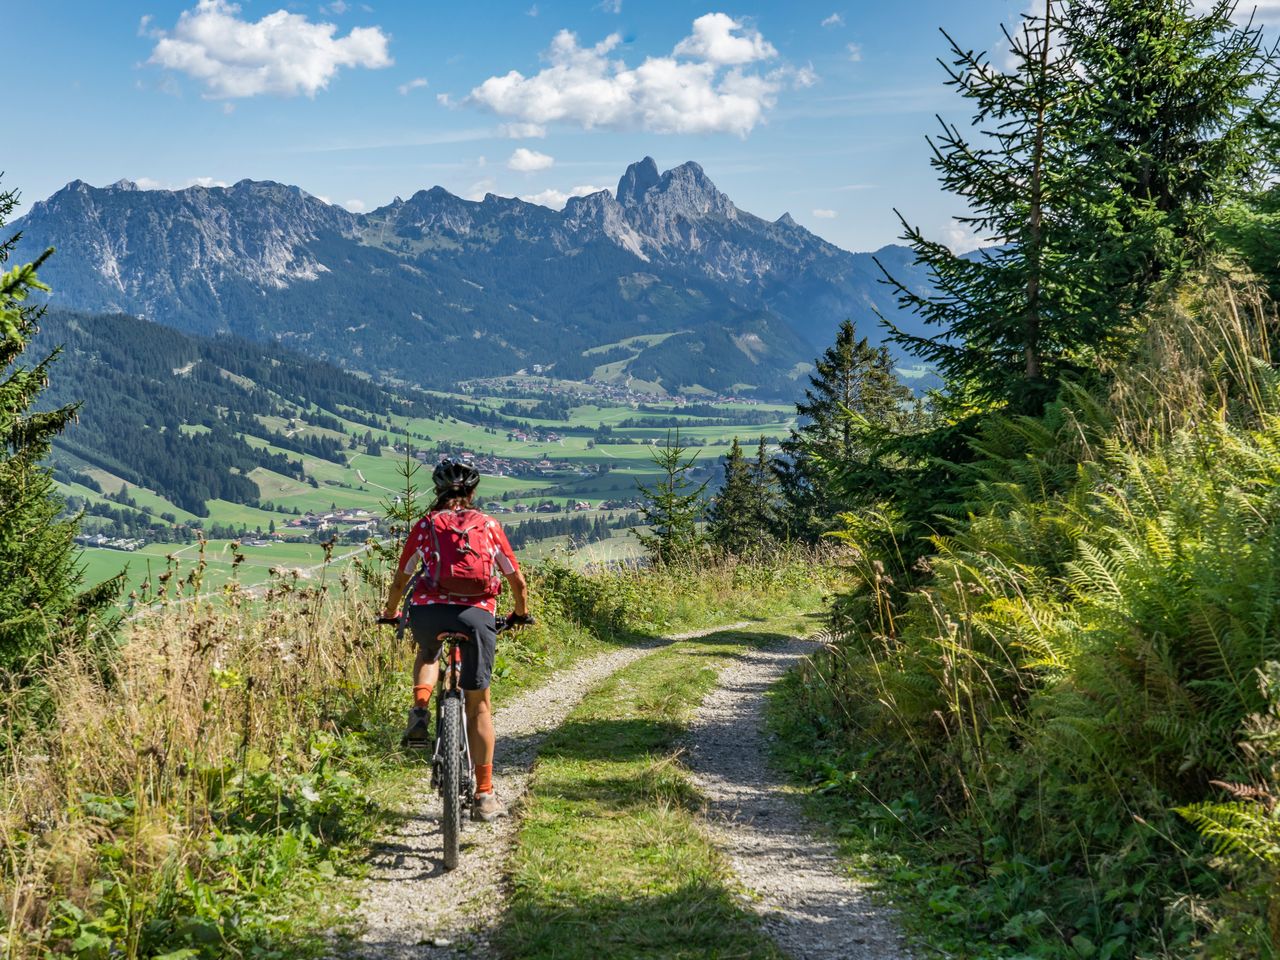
[497,616,816,960]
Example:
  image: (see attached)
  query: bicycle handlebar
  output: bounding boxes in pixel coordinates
[376,613,535,629]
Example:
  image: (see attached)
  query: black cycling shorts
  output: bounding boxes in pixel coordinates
[407,604,497,691]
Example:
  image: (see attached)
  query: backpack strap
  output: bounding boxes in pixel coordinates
[425,513,443,589]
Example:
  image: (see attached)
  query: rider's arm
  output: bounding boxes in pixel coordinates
[504,567,529,618]
[383,522,423,618]
[491,521,529,617]
[382,567,412,619]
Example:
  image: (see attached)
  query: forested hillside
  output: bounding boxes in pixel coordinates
[34,309,435,515]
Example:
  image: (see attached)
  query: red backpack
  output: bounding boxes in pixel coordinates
[424,509,501,598]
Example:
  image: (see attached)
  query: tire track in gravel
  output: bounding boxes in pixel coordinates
[687,636,914,960]
[345,622,751,960]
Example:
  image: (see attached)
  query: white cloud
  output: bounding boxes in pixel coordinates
[597,0,623,12]
[398,76,428,95]
[321,1,349,13]
[672,13,776,66]
[469,16,803,137]
[794,64,818,88]
[500,122,547,138]
[1191,0,1280,23]
[527,4,539,16]
[343,198,368,212]
[821,13,843,28]
[133,175,231,190]
[148,0,392,99]
[138,14,156,37]
[846,42,862,62]
[508,147,555,171]
[465,177,497,201]
[812,208,837,218]
[436,92,454,107]
[521,184,610,209]
[943,222,985,255]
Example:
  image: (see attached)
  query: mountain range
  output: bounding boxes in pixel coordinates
[12,158,931,396]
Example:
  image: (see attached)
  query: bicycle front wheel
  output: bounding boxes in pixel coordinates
[439,694,463,870]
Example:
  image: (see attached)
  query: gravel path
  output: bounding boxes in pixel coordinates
[346,623,749,959]
[687,636,913,960]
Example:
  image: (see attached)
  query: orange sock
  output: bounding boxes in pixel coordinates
[413,684,433,708]
[475,763,493,795]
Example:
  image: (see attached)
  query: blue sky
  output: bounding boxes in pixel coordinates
[10,1,1268,252]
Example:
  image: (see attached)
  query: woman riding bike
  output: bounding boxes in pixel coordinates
[381,458,531,822]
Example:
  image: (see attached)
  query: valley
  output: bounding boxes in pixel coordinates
[45,308,796,598]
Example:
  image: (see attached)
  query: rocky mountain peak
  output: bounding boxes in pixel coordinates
[617,156,661,207]
[776,212,798,228]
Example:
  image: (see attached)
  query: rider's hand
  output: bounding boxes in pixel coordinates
[380,607,400,622]
[507,612,534,627]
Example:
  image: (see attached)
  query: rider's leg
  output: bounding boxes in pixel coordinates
[464,688,495,772]
[414,650,441,706]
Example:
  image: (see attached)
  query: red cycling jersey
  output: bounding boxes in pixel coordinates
[396,509,519,615]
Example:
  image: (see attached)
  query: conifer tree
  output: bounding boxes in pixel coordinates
[0,180,114,668]
[707,438,757,555]
[881,0,1276,415]
[634,429,707,564]
[775,320,911,539]
[750,436,778,538]
[1067,0,1276,292]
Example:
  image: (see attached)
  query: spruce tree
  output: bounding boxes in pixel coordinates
[749,437,778,539]
[707,438,757,555]
[775,320,911,539]
[633,429,708,564]
[881,0,1276,415]
[0,180,114,668]
[1068,0,1276,292]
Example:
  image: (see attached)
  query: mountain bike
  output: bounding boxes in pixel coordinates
[378,613,525,870]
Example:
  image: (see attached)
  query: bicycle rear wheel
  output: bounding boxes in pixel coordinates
[439,694,463,870]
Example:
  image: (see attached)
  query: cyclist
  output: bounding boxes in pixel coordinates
[380,459,531,822]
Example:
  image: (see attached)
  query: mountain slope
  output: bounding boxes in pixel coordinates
[13,160,934,396]
[34,309,429,516]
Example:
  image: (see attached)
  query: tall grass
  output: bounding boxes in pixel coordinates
[1,546,837,959]
[779,279,1280,957]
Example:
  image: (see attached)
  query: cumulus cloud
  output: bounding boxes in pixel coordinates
[521,184,610,209]
[344,198,368,212]
[398,76,428,95]
[821,13,844,28]
[812,208,837,218]
[468,14,805,137]
[672,12,776,65]
[846,42,862,62]
[597,0,623,12]
[508,147,555,171]
[148,0,392,99]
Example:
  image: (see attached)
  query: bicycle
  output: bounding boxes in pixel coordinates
[378,612,528,870]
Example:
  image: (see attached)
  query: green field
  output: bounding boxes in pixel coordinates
[70,382,795,598]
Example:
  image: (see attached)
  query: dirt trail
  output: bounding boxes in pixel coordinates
[687,637,914,960]
[346,623,750,959]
